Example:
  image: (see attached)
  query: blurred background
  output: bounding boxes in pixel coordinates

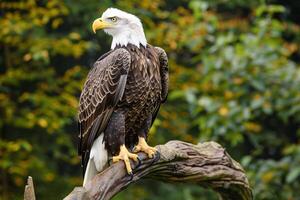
[1,0,300,199]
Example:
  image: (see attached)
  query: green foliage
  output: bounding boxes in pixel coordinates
[1,0,300,199]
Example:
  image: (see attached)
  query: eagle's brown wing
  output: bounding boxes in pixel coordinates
[155,47,169,103]
[151,47,169,125]
[78,48,131,171]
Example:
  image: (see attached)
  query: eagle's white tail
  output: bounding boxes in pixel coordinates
[83,134,108,187]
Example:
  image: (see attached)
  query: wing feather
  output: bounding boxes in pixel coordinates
[149,47,169,125]
[78,48,131,170]
[155,47,169,102]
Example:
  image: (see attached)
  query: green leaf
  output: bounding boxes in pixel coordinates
[286,168,300,183]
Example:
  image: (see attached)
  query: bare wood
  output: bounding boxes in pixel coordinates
[24,176,36,200]
[64,140,252,200]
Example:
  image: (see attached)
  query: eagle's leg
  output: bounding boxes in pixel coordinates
[133,116,157,158]
[112,145,138,174]
[105,111,139,174]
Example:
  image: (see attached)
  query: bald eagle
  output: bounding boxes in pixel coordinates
[78,8,169,186]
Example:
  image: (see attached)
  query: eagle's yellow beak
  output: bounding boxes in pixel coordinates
[92,18,111,33]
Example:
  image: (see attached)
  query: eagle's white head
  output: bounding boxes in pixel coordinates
[92,8,147,49]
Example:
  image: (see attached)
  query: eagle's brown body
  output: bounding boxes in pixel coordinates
[78,44,168,173]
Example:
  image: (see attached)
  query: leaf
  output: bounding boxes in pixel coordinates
[286,168,300,183]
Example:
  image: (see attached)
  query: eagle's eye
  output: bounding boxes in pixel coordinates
[110,17,117,22]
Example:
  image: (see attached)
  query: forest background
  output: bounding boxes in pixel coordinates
[1,0,300,199]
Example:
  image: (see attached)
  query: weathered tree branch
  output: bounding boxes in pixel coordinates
[64,140,252,200]
[24,176,36,200]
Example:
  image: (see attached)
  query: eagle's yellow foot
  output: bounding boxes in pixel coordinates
[134,137,157,158]
[112,145,138,174]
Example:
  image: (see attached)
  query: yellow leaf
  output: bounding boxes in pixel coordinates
[44,173,55,182]
[262,171,274,183]
[218,106,229,117]
[69,32,81,40]
[52,18,63,29]
[253,94,261,100]
[38,118,48,128]
[233,77,244,85]
[224,91,234,99]
[23,53,32,61]
[244,122,262,133]
[8,142,20,152]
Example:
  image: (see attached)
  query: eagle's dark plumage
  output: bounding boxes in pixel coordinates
[78,44,168,184]
[78,8,169,186]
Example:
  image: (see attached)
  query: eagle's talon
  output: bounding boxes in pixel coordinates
[108,157,113,166]
[128,171,134,181]
[134,137,157,159]
[136,156,142,168]
[147,149,156,158]
[112,145,139,174]
[148,151,160,166]
[154,151,160,161]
